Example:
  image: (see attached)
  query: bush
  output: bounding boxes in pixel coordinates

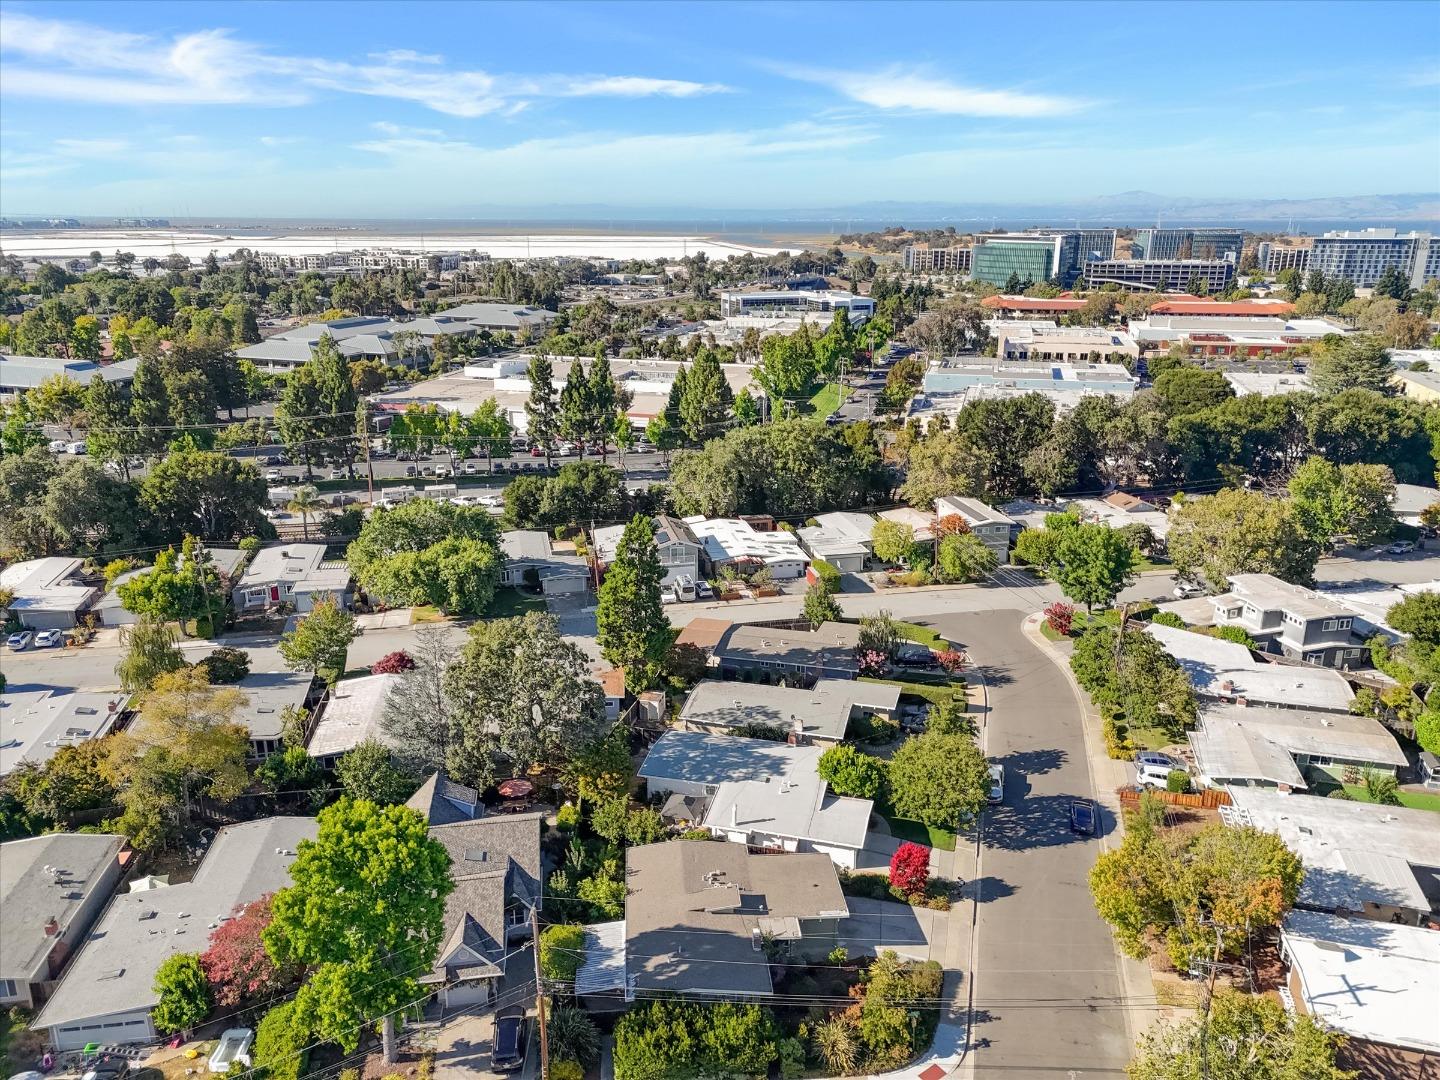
[547,1007,601,1068]
[613,1000,779,1080]
[253,1001,309,1080]
[817,744,887,799]
[811,559,841,594]
[194,646,251,685]
[556,803,580,832]
[239,536,262,556]
[680,828,714,841]
[152,953,211,1035]
[1150,611,1186,629]
[370,650,416,675]
[1044,601,1075,635]
[1166,769,1190,794]
[1102,715,1136,761]
[1212,624,1258,649]
[889,841,930,896]
[539,923,586,982]
[548,1062,583,1080]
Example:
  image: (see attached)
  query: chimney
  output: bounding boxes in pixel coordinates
[43,916,59,937]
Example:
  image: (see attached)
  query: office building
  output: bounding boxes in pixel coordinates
[970,233,1083,288]
[718,289,875,321]
[1130,315,1349,357]
[902,245,972,273]
[993,325,1139,363]
[1025,227,1117,260]
[1255,242,1311,274]
[1306,228,1439,288]
[1082,258,1235,293]
[1133,228,1243,262]
[914,360,1137,416]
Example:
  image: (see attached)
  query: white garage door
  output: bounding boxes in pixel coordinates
[52,1013,154,1051]
[444,980,492,1008]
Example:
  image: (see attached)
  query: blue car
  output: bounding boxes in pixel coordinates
[1069,799,1096,835]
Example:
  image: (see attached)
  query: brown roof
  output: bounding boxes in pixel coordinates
[675,617,733,651]
[598,668,627,697]
[1103,491,1146,511]
[980,295,1086,312]
[1149,300,1297,317]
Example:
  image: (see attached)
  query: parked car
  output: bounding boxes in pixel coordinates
[329,467,346,480]
[661,587,679,605]
[1172,579,1205,599]
[405,465,419,477]
[48,439,68,452]
[1069,799,1096,835]
[450,495,481,507]
[478,494,503,508]
[33,629,66,648]
[1135,750,1185,788]
[1389,540,1417,554]
[66,441,87,454]
[896,644,939,668]
[81,1060,129,1080]
[7,630,34,650]
[987,763,1005,804]
[264,469,284,482]
[492,1014,527,1073]
[695,580,714,600]
[434,466,452,479]
[463,462,478,475]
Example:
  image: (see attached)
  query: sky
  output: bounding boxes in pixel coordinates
[1,0,1438,218]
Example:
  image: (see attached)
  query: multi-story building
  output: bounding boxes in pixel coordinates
[902,245,972,273]
[718,289,875,321]
[1082,258,1235,293]
[933,496,1016,561]
[1133,228,1244,262]
[1255,242,1311,274]
[969,233,1083,288]
[992,325,1139,363]
[1024,227,1117,260]
[1306,228,1439,288]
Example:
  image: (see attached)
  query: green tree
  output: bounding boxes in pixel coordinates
[678,348,733,442]
[1287,456,1397,546]
[27,374,88,437]
[8,741,117,829]
[871,519,916,564]
[1153,367,1235,416]
[346,498,503,615]
[539,923,587,982]
[152,954,212,1035]
[278,595,356,684]
[935,531,999,583]
[85,373,139,475]
[1053,523,1138,612]
[252,1001,309,1080]
[1387,591,1440,647]
[286,485,328,542]
[1309,334,1395,396]
[560,726,634,806]
[334,739,417,805]
[1126,990,1354,1080]
[816,744,887,799]
[525,354,558,464]
[596,515,671,693]
[117,537,228,637]
[114,615,186,693]
[1168,488,1320,591]
[886,731,989,827]
[1071,626,1197,740]
[803,581,843,626]
[264,799,454,1061]
[558,358,592,448]
[140,448,270,542]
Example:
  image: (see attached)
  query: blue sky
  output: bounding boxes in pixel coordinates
[1,0,1437,217]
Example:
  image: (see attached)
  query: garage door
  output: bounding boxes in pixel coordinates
[52,1014,153,1051]
[444,980,492,1008]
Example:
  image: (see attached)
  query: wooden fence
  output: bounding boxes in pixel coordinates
[1117,785,1232,809]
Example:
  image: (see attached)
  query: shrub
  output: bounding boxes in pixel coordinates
[1150,611,1186,629]
[817,744,888,799]
[556,803,580,832]
[539,923,586,982]
[547,1007,601,1067]
[1102,715,1136,761]
[1044,602,1074,635]
[152,953,211,1035]
[370,650,416,675]
[828,946,849,965]
[936,648,966,674]
[889,841,930,896]
[680,827,715,840]
[1212,624,1258,649]
[253,1001,309,1080]
[811,559,841,594]
[1166,769,1190,794]
[194,646,251,685]
[613,1000,779,1080]
[548,1062,583,1080]
[239,536,263,556]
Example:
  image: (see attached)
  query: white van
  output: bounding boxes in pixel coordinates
[673,575,698,602]
[379,487,419,507]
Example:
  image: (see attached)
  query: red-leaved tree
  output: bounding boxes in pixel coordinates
[937,649,966,675]
[370,651,416,675]
[936,514,972,538]
[889,841,931,897]
[199,894,300,1006]
[1044,602,1075,636]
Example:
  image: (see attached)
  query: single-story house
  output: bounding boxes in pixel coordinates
[1280,911,1440,1059]
[687,518,808,580]
[1392,483,1440,529]
[674,619,863,683]
[616,842,849,1000]
[875,506,936,543]
[0,558,99,630]
[305,673,400,767]
[1144,623,1354,712]
[93,548,247,628]
[0,355,137,395]
[1065,492,1172,544]
[1,690,130,778]
[409,773,542,1011]
[678,679,899,746]
[235,544,351,613]
[227,671,318,760]
[1,833,129,1009]
[642,730,827,800]
[1190,701,1407,791]
[934,496,1015,561]
[33,817,318,1051]
[797,525,869,574]
[499,530,588,595]
[592,514,702,587]
[811,512,879,553]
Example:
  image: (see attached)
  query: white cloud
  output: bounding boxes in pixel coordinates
[784,64,1088,118]
[52,138,132,156]
[0,11,730,116]
[258,135,306,147]
[371,121,447,139]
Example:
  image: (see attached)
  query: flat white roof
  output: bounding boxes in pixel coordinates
[306,673,399,759]
[0,557,96,615]
[686,517,807,568]
[1282,910,1440,1053]
[1,690,128,776]
[1191,702,1405,790]
[1145,623,1354,712]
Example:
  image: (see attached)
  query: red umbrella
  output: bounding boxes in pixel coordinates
[497,779,533,798]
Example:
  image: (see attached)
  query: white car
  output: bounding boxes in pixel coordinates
[463,462,479,475]
[33,629,66,648]
[661,588,679,605]
[48,439,68,453]
[265,469,283,482]
[66,441,87,454]
[478,494,503,508]
[987,764,1005,804]
[1388,540,1417,554]
[7,630,34,650]
[1172,579,1205,599]
[1135,751,1186,788]
[450,495,480,507]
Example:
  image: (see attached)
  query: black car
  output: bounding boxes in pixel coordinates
[492,1013,527,1073]
[1069,799,1097,835]
[895,644,939,668]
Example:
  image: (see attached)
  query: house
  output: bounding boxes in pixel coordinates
[1145,622,1354,713]
[592,514,702,587]
[1066,491,1173,543]
[1189,701,1408,792]
[933,496,1015,561]
[220,671,318,760]
[409,774,542,1010]
[499,530,589,595]
[687,518,808,580]
[33,817,318,1051]
[1195,573,1368,669]
[876,506,937,543]
[235,545,352,612]
[1223,788,1440,923]
[597,668,627,722]
[619,842,849,998]
[1280,912,1440,1063]
[305,673,400,767]
[0,690,130,778]
[0,558,99,630]
[674,619,863,682]
[93,548,247,628]
[640,730,807,804]
[0,834,129,1009]
[799,512,876,574]
[1392,483,1440,529]
[678,679,899,746]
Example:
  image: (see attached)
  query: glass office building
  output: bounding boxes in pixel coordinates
[1134,228,1243,262]
[970,234,1086,288]
[1307,229,1438,288]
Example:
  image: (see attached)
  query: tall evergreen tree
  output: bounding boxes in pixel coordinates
[86,373,138,476]
[586,350,618,459]
[558,359,592,450]
[128,358,171,457]
[595,514,670,693]
[524,354,559,464]
[679,348,733,443]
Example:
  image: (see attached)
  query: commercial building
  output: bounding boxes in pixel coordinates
[1,833,129,1009]
[979,294,1087,318]
[1393,366,1440,403]
[934,496,1015,561]
[1221,371,1313,397]
[0,557,99,630]
[1026,227,1117,260]
[34,817,319,1050]
[674,618,863,682]
[1129,314,1349,358]
[915,360,1137,415]
[0,356,137,396]
[1082,258,1235,293]
[1133,228,1243,262]
[719,289,875,322]
[1306,228,1440,289]
[902,245,971,274]
[993,325,1139,363]
[1,690,130,778]
[1255,242,1311,274]
[970,233,1083,288]
[1146,298,1296,318]
[1144,622,1354,712]
[677,679,900,746]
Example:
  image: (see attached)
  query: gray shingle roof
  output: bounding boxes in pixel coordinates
[1,833,125,982]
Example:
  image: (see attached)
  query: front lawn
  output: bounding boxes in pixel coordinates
[1341,785,1440,813]
[805,381,849,416]
[859,674,965,708]
[877,802,957,851]
[487,587,549,619]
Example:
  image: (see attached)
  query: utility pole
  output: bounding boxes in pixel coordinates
[359,400,375,508]
[1197,923,1224,1080]
[530,904,549,1080]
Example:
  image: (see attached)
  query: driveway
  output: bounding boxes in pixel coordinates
[431,1011,539,1080]
[836,896,942,963]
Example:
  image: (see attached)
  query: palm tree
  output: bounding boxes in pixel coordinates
[1362,769,1402,806]
[811,1015,859,1075]
[287,485,326,541]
